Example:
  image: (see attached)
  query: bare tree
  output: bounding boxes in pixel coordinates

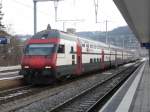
[0,30,22,66]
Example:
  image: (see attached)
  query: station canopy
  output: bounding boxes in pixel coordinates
[113,0,150,48]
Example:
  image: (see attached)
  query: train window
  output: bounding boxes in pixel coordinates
[58,44,65,53]
[94,58,96,63]
[72,60,75,65]
[90,44,93,48]
[90,58,93,63]
[82,44,85,47]
[41,33,48,39]
[97,58,99,62]
[100,58,101,62]
[96,45,99,49]
[71,46,74,53]
[25,44,55,56]
[32,32,49,39]
[86,43,89,48]
[72,55,75,59]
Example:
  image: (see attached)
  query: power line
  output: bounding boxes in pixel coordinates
[12,0,32,8]
[11,0,50,16]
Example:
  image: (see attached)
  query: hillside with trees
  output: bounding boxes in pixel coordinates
[0,2,22,66]
[76,26,139,49]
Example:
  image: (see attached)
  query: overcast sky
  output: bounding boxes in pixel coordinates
[2,0,127,35]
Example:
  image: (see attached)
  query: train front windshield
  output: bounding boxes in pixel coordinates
[25,44,55,56]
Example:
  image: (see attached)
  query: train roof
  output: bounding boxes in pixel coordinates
[32,29,130,51]
[32,29,78,41]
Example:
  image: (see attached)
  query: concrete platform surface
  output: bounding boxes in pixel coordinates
[130,61,150,112]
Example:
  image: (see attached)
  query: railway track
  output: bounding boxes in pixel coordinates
[0,65,117,105]
[48,62,141,112]
[0,76,23,91]
[0,61,141,112]
[0,73,93,105]
[0,67,22,90]
[0,85,34,104]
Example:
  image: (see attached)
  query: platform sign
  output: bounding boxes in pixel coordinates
[141,43,150,49]
[0,37,9,44]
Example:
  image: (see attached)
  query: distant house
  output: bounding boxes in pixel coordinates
[0,30,11,44]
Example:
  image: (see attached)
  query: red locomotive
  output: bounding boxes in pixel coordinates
[20,29,136,84]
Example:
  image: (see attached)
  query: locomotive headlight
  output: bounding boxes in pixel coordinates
[45,66,51,69]
[24,66,29,68]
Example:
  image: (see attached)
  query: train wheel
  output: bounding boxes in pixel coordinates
[23,75,32,84]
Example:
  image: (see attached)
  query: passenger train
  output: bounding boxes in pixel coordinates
[20,29,136,84]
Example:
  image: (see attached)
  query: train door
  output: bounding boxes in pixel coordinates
[101,49,105,69]
[76,39,82,75]
[109,50,111,67]
[122,51,124,64]
[115,50,118,67]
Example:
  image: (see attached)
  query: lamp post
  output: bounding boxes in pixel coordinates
[54,0,58,22]
[33,0,63,34]
[33,1,37,34]
[96,20,109,44]
[94,0,99,23]
[105,20,108,44]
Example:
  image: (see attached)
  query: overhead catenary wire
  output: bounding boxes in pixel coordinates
[11,0,50,16]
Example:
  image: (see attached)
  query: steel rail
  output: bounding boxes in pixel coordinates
[49,62,141,112]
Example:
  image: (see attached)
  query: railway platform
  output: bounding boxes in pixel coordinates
[99,58,150,112]
[0,65,23,90]
[0,65,22,80]
[0,65,20,72]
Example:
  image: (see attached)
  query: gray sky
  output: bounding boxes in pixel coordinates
[2,0,127,35]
